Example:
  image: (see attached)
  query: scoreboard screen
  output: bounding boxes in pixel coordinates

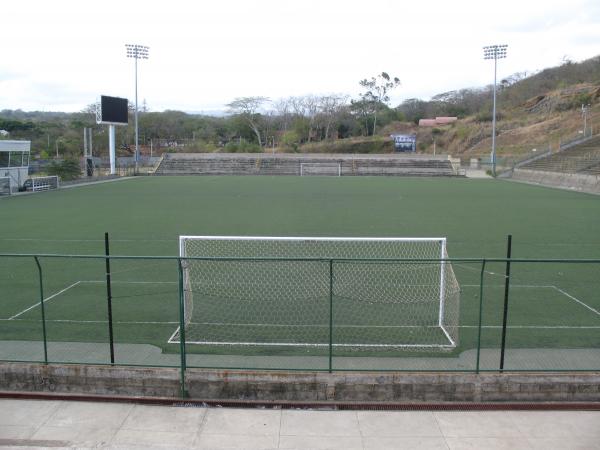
[97,95,128,125]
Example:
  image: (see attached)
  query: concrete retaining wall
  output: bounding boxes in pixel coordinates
[1,363,599,403]
[511,169,600,194]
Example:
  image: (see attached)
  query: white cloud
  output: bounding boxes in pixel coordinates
[1,0,598,112]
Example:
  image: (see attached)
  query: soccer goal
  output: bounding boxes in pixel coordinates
[300,163,342,176]
[0,177,11,196]
[172,236,460,351]
[28,176,60,192]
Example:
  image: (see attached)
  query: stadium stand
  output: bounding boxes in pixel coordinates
[154,153,459,177]
[519,135,600,175]
[511,135,600,194]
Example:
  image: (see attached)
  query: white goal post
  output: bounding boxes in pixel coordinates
[28,176,60,192]
[173,236,460,351]
[300,163,342,176]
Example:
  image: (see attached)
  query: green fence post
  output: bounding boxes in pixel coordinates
[177,258,187,398]
[105,232,115,365]
[328,259,333,373]
[475,259,486,374]
[499,235,513,372]
[34,256,48,364]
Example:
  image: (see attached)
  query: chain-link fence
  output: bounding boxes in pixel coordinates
[1,253,599,392]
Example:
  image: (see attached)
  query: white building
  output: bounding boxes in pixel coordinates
[0,140,30,191]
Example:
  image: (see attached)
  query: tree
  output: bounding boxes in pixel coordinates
[358,72,400,135]
[281,130,301,152]
[397,98,429,124]
[226,97,270,147]
[273,98,292,131]
[318,95,348,140]
[47,158,81,181]
[349,99,377,136]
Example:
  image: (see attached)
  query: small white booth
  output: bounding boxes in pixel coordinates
[0,140,30,194]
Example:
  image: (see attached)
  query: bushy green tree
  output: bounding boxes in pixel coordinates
[281,130,301,152]
[47,158,81,181]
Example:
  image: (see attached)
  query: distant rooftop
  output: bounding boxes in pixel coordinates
[419,117,458,127]
[0,140,30,152]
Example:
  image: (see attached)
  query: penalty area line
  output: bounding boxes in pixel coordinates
[8,281,81,320]
[553,286,600,317]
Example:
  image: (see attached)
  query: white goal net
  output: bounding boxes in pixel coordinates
[173,236,460,351]
[300,163,342,176]
[28,176,60,192]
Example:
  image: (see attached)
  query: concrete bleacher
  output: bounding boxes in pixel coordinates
[520,136,600,175]
[154,153,458,177]
[511,135,600,194]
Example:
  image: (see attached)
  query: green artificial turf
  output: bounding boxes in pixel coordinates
[1,176,599,369]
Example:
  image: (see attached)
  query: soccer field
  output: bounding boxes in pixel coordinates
[1,176,599,371]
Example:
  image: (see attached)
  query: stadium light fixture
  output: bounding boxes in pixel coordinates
[125,44,149,174]
[483,44,508,177]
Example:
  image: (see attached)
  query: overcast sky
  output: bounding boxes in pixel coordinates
[1,0,599,113]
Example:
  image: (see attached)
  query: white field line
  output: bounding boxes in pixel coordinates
[182,322,600,329]
[0,238,173,242]
[8,281,81,320]
[454,263,508,278]
[0,318,179,324]
[174,341,456,348]
[459,325,600,329]
[553,286,600,317]
[462,284,556,288]
[166,331,455,348]
[168,327,181,344]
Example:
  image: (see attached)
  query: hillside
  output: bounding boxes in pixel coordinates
[383,55,600,160]
[393,82,600,160]
[1,55,599,162]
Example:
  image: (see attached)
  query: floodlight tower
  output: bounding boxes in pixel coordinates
[125,44,149,174]
[483,44,508,177]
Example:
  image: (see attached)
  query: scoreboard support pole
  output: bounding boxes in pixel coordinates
[109,125,116,175]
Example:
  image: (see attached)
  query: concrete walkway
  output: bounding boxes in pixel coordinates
[0,399,598,449]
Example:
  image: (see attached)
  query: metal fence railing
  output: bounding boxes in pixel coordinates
[1,253,599,397]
